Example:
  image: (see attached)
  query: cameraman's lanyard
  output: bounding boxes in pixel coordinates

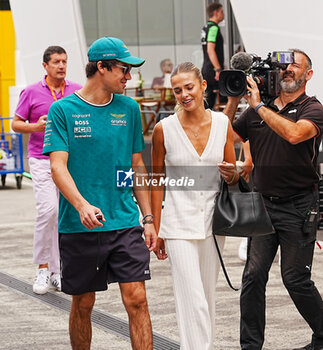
[46,76,65,101]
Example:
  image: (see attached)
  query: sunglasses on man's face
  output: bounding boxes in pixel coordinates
[115,64,132,75]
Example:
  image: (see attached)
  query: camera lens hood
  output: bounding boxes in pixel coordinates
[219,70,247,97]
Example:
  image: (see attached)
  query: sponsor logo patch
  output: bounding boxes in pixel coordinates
[110,113,126,118]
[74,126,91,133]
[110,113,127,126]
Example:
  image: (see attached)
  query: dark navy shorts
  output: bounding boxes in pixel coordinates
[59,226,151,295]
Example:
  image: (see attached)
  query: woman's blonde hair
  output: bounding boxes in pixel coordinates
[171,62,203,83]
[170,62,206,112]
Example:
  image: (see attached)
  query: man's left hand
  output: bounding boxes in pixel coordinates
[143,224,157,252]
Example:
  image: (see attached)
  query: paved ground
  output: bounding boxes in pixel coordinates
[1,174,323,350]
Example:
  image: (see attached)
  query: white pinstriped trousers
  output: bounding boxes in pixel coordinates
[165,235,225,350]
[29,158,60,273]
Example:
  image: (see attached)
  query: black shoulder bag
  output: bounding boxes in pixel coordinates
[212,177,274,290]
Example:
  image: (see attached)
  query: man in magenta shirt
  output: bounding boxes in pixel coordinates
[12,46,82,294]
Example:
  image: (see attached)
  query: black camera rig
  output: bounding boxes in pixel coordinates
[219,51,294,103]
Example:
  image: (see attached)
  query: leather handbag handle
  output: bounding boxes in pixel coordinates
[220,175,251,193]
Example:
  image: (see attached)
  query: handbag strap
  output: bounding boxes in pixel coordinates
[238,142,243,162]
[213,234,240,291]
[237,175,251,193]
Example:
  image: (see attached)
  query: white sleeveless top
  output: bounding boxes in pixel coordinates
[159,111,229,239]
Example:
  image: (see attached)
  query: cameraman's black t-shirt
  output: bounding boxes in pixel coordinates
[233,93,323,197]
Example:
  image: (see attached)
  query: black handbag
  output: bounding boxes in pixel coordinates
[212,176,274,290]
[212,177,274,237]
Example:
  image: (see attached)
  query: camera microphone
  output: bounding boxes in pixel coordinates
[230,52,253,71]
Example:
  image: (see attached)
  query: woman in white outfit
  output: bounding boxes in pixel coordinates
[151,62,239,350]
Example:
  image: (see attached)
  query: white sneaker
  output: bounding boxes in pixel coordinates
[238,237,248,262]
[50,273,61,292]
[33,268,50,295]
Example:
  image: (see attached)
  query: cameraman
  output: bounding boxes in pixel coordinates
[224,49,323,350]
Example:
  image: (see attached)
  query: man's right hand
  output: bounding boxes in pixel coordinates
[78,203,105,230]
[245,76,261,109]
[36,115,48,132]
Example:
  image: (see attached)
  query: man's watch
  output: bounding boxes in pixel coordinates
[254,101,265,113]
[142,214,154,225]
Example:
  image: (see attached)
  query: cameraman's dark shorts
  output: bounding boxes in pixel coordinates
[59,226,151,295]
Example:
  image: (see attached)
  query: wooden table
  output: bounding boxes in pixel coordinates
[126,88,176,134]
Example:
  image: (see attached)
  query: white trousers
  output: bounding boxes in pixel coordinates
[29,158,60,273]
[165,235,225,350]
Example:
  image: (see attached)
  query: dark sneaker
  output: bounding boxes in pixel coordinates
[293,344,312,350]
[293,344,323,350]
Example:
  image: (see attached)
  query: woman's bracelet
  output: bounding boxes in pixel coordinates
[226,171,238,185]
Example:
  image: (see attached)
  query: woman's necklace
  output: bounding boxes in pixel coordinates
[183,110,210,137]
[188,126,200,137]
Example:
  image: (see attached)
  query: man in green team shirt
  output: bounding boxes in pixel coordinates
[201,2,225,109]
[43,37,157,350]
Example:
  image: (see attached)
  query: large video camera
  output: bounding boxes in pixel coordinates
[219,51,294,103]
